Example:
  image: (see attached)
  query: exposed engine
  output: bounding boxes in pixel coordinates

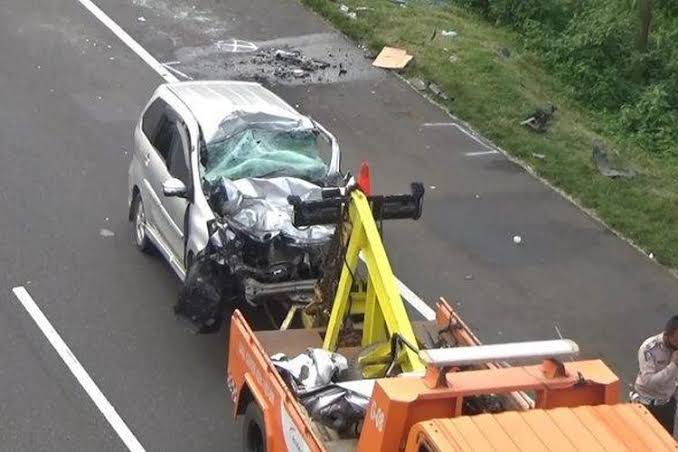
[174,176,339,333]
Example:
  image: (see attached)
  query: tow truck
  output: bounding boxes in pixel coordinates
[226,169,677,451]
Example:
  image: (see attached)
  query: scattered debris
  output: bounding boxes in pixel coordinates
[274,49,330,71]
[441,30,458,38]
[339,4,357,19]
[498,47,511,58]
[592,140,637,179]
[239,48,338,83]
[372,47,413,69]
[220,45,356,86]
[465,274,473,280]
[521,104,557,133]
[474,194,481,199]
[513,235,522,244]
[410,78,428,91]
[136,16,146,22]
[448,54,459,63]
[430,185,437,190]
[427,82,449,100]
[99,228,115,237]
[532,153,546,160]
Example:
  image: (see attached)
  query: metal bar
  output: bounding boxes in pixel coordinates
[419,339,580,367]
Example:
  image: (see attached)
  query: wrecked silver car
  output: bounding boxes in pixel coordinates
[127,82,344,332]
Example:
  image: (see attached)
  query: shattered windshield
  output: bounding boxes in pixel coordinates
[202,126,329,183]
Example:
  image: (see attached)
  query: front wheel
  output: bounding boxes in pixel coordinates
[132,194,154,253]
[242,400,266,452]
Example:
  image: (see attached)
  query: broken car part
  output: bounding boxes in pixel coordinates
[521,104,557,133]
[272,349,367,435]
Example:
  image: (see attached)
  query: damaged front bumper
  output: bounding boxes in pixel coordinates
[174,219,330,333]
[243,277,317,305]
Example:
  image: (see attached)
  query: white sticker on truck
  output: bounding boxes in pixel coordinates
[280,405,311,452]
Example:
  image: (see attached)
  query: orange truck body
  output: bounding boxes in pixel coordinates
[227,301,677,451]
[405,404,678,451]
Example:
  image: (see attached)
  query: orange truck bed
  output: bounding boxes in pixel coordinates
[406,404,678,451]
[227,301,678,451]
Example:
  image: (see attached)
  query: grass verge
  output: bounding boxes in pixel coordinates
[302,0,678,268]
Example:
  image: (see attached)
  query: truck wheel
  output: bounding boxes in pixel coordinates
[132,194,153,253]
[243,400,266,452]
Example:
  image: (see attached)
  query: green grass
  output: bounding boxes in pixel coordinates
[302,0,678,268]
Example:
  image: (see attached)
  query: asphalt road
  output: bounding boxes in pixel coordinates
[0,0,676,450]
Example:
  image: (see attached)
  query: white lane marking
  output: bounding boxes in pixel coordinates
[396,278,435,320]
[421,122,499,153]
[77,0,435,321]
[421,122,456,127]
[162,63,193,81]
[76,0,178,83]
[465,150,499,157]
[359,253,435,320]
[11,287,145,452]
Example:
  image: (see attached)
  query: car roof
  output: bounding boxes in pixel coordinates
[164,81,305,141]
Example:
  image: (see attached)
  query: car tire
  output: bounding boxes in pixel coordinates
[132,194,154,253]
[242,400,266,452]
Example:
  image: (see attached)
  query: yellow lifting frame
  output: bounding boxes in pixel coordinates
[322,190,423,373]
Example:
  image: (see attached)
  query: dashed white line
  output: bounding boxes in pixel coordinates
[12,287,145,452]
[76,0,178,83]
[421,122,457,127]
[421,122,499,153]
[396,278,436,320]
[359,253,435,320]
[465,150,499,157]
[162,63,194,81]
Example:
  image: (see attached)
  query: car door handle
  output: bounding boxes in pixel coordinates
[144,153,151,166]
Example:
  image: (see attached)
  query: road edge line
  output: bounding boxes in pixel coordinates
[11,287,145,452]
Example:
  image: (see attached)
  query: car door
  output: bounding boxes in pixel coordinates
[137,98,172,242]
[143,106,186,261]
[163,121,191,259]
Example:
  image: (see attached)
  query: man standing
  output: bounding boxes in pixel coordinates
[634,315,678,435]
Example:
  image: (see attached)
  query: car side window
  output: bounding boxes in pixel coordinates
[167,123,191,187]
[152,116,175,161]
[141,98,167,142]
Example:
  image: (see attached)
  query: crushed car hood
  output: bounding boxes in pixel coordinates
[209,176,335,243]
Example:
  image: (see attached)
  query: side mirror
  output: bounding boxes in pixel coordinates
[163,178,188,198]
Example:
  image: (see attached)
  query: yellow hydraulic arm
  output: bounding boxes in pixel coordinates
[291,185,426,374]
